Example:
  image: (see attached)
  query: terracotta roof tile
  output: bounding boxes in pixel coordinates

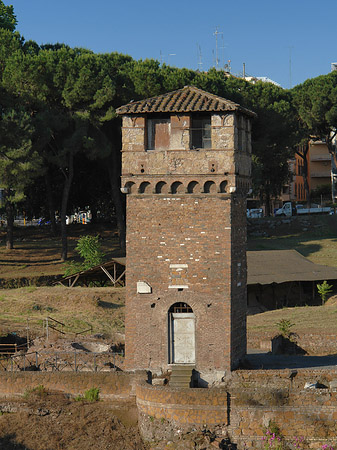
[116,86,256,117]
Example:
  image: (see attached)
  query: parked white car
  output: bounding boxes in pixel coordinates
[247,208,263,218]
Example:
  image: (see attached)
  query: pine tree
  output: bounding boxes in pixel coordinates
[0,95,41,248]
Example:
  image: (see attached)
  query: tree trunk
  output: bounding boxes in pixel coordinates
[5,193,14,250]
[60,152,74,261]
[44,168,57,236]
[107,155,126,254]
[264,189,271,216]
[296,145,310,206]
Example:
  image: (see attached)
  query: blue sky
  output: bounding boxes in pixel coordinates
[8,0,337,89]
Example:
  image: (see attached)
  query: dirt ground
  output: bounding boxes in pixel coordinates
[0,394,147,450]
[0,393,234,450]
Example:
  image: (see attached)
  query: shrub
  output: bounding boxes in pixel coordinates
[275,319,294,339]
[64,235,105,277]
[317,281,333,304]
[74,387,100,402]
[84,387,100,402]
[24,384,47,399]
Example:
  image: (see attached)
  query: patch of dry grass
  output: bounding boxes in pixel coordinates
[0,286,125,338]
[248,296,337,335]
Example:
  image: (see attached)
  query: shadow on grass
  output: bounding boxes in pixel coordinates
[248,236,337,260]
[0,258,63,265]
[98,300,123,309]
[245,351,337,370]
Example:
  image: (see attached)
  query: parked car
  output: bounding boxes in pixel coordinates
[247,208,263,218]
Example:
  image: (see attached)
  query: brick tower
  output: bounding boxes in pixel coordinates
[116,86,255,381]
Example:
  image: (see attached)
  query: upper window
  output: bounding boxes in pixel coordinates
[190,115,211,149]
[147,116,170,150]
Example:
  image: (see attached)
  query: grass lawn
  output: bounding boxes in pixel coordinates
[248,214,337,267]
[0,215,336,339]
[247,297,337,335]
[0,223,121,279]
[0,285,125,338]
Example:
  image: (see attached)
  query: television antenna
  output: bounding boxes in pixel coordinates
[220,34,228,69]
[213,26,223,69]
[197,44,203,71]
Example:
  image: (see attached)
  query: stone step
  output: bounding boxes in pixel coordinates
[169,365,194,388]
[170,381,190,388]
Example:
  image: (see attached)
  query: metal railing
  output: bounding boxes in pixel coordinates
[0,350,124,373]
[44,317,93,339]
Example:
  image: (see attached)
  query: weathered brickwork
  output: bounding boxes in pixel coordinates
[136,370,337,448]
[0,372,143,398]
[125,194,247,372]
[136,381,228,428]
[117,87,254,375]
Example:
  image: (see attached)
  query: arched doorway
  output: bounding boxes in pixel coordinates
[168,303,195,364]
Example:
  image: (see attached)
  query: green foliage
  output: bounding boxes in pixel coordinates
[262,420,286,449]
[24,384,48,399]
[63,261,83,277]
[275,319,295,338]
[0,101,40,198]
[64,235,105,276]
[3,25,337,244]
[84,387,100,402]
[75,235,105,269]
[317,281,333,305]
[75,387,100,402]
[0,1,17,32]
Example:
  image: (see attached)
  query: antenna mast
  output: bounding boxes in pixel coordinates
[197,44,203,71]
[213,26,223,69]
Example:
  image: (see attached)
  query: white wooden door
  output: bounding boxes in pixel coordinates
[171,313,195,364]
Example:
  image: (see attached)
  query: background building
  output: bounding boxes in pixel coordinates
[294,141,331,204]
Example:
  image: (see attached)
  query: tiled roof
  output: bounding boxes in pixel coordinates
[116,86,256,117]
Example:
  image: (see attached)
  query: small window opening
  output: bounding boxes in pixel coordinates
[168,302,193,313]
[191,115,211,149]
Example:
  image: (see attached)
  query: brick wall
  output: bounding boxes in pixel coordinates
[136,381,229,441]
[124,193,247,374]
[0,372,143,399]
[136,370,337,449]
